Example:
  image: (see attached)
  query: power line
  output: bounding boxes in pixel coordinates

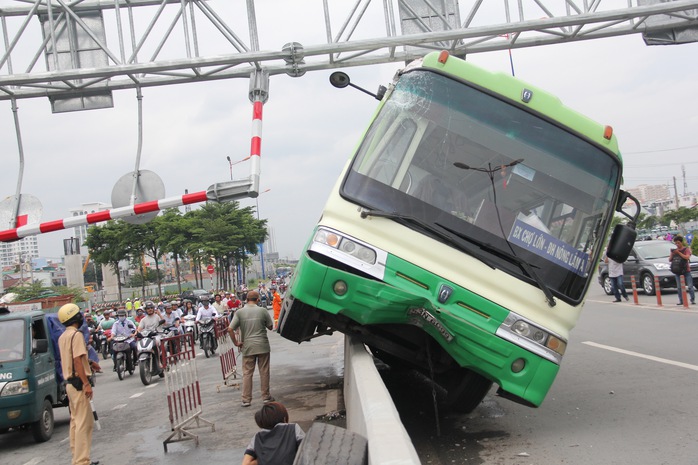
[624,145,698,155]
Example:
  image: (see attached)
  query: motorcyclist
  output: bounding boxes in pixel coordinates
[195,296,219,323]
[137,301,163,334]
[136,301,164,371]
[162,302,183,335]
[195,296,219,350]
[109,309,137,370]
[98,310,116,331]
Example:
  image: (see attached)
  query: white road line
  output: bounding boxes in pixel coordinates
[130,392,144,398]
[112,403,128,410]
[22,458,44,465]
[583,341,698,371]
[146,383,159,388]
[60,436,70,444]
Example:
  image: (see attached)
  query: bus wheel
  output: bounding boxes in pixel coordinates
[443,368,493,414]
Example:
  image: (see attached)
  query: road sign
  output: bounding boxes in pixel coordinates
[207,264,215,274]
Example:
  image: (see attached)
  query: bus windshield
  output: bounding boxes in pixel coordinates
[341,69,621,303]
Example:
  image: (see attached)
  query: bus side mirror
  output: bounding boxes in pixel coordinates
[33,338,49,354]
[606,223,637,263]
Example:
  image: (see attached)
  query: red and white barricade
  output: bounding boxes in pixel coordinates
[160,332,215,452]
[215,318,239,386]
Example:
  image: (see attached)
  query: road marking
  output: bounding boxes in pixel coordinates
[60,436,70,444]
[583,341,698,371]
[22,458,44,465]
[146,383,159,388]
[112,403,128,410]
[130,392,144,398]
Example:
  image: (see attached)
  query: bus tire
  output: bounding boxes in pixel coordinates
[293,423,367,465]
[444,368,493,414]
[31,399,54,443]
[277,297,319,343]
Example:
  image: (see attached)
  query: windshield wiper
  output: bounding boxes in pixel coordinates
[435,221,557,308]
[359,208,495,269]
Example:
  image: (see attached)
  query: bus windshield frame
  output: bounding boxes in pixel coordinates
[340,69,622,304]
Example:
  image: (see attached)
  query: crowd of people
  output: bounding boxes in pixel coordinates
[66,278,297,464]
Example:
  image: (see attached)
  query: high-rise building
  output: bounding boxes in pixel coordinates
[625,184,671,203]
[0,235,39,268]
[68,202,111,254]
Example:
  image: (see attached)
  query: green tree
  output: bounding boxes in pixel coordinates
[158,209,190,294]
[84,221,131,301]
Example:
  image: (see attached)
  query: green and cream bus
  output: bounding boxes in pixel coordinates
[278,50,637,412]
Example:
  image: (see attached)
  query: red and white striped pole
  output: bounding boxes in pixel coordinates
[247,68,268,196]
[0,190,208,243]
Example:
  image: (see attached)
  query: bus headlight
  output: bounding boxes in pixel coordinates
[496,313,566,365]
[314,229,377,265]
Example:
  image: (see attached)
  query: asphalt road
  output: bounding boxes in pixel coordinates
[385,284,698,464]
[1,318,345,465]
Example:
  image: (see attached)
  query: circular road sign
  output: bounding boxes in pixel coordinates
[207,264,215,274]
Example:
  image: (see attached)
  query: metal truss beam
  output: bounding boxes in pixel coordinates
[1,0,697,101]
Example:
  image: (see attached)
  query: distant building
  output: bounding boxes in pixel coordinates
[0,235,39,268]
[68,202,111,255]
[626,184,671,203]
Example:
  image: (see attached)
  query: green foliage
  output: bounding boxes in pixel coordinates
[84,202,266,290]
[5,282,85,302]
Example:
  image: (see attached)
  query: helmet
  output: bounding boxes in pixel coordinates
[200,296,210,302]
[164,302,172,309]
[270,285,277,290]
[145,301,155,310]
[116,309,127,317]
[58,303,82,325]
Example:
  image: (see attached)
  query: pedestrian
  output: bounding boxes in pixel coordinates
[271,285,282,329]
[228,290,274,407]
[242,402,305,465]
[604,252,628,302]
[57,303,100,465]
[669,235,695,306]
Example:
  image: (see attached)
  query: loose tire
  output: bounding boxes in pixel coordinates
[642,273,656,295]
[601,275,613,295]
[140,358,152,386]
[31,399,54,443]
[116,358,124,381]
[293,423,367,465]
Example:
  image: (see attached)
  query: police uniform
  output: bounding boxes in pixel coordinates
[58,326,94,465]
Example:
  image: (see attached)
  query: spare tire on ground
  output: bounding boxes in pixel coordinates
[293,422,367,465]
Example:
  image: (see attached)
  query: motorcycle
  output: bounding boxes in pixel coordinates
[182,314,197,343]
[112,334,136,381]
[136,329,165,386]
[198,318,217,358]
[99,329,111,360]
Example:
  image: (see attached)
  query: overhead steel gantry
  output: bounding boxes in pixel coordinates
[1,0,698,243]
[1,0,698,102]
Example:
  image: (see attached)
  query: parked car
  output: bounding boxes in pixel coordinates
[597,240,698,295]
[180,289,212,303]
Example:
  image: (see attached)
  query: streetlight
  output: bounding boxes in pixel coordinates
[226,155,251,181]
[256,188,271,280]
